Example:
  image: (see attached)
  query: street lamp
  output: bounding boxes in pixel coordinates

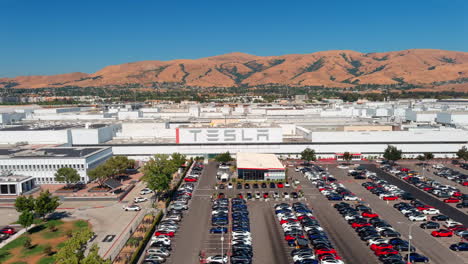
[397,221,417,263]
[221,234,224,263]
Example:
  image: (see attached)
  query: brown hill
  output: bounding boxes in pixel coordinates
[1,49,468,91]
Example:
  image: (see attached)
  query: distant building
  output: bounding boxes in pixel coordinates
[0,174,36,196]
[236,152,285,181]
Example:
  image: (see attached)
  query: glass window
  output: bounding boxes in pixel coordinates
[0,185,8,194]
[9,185,16,194]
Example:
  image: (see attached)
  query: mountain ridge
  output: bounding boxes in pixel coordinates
[1,49,468,91]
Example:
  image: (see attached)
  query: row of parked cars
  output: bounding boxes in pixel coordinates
[317,177,431,264]
[379,162,467,208]
[230,198,252,264]
[362,172,468,253]
[275,202,344,264]
[433,166,468,186]
[143,162,202,264]
[184,162,204,182]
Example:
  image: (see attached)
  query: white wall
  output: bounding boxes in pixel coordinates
[0,130,71,144]
[310,130,468,143]
[177,127,283,143]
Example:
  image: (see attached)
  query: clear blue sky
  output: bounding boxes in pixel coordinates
[1,0,467,77]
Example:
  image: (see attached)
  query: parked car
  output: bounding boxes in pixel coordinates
[140,188,153,195]
[123,205,141,211]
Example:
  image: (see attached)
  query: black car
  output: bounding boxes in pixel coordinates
[261,182,267,188]
[253,183,259,189]
[291,192,299,199]
[420,221,440,229]
[431,215,450,221]
[269,182,276,188]
[244,183,250,189]
[237,183,242,189]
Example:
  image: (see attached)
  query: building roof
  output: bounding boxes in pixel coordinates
[0,147,110,159]
[236,152,284,170]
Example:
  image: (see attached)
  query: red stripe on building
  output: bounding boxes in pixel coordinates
[176,128,180,144]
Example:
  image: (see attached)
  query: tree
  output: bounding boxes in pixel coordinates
[423,152,434,162]
[43,244,53,256]
[106,156,135,176]
[55,227,94,264]
[215,152,233,163]
[456,146,468,161]
[81,244,111,264]
[301,148,317,163]
[88,164,113,187]
[14,196,35,212]
[18,210,34,230]
[55,167,80,186]
[171,152,187,168]
[142,154,178,193]
[144,173,170,193]
[34,190,60,220]
[383,145,402,162]
[23,236,32,249]
[342,152,353,163]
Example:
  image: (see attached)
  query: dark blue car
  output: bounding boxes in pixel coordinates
[209,227,228,233]
[406,253,429,263]
[449,242,468,251]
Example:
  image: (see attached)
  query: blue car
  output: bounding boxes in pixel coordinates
[327,195,343,201]
[209,227,228,233]
[450,242,468,251]
[406,253,429,263]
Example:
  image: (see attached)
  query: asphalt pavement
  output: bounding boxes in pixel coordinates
[363,164,468,226]
[326,164,467,264]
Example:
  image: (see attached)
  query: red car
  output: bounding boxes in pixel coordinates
[444,198,460,203]
[423,187,434,192]
[362,212,379,218]
[417,205,434,211]
[463,181,468,186]
[154,231,175,237]
[184,177,197,182]
[383,196,398,201]
[431,229,453,237]
[400,168,410,172]
[237,193,243,199]
[263,193,269,198]
[447,225,466,232]
[0,227,15,235]
[280,218,298,224]
[285,234,304,241]
[315,248,337,255]
[351,222,371,228]
[277,182,284,188]
[452,191,462,197]
[366,186,376,190]
[374,248,399,256]
[370,243,393,251]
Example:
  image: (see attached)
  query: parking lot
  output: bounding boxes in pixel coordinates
[143,160,468,264]
[320,162,467,264]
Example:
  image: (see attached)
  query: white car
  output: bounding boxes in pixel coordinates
[147,248,170,257]
[284,182,291,187]
[232,231,251,236]
[140,188,153,195]
[344,195,359,201]
[293,254,315,262]
[134,197,148,203]
[367,238,389,245]
[337,164,349,169]
[145,255,166,263]
[445,220,462,228]
[255,193,261,199]
[408,215,427,221]
[206,255,227,263]
[422,208,440,215]
[321,259,344,264]
[295,167,303,172]
[123,205,141,211]
[151,236,171,244]
[284,193,290,199]
[344,214,360,221]
[227,183,233,189]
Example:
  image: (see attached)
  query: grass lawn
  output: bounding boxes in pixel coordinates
[37,256,54,264]
[0,219,90,264]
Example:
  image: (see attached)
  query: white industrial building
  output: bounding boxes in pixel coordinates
[436,111,468,125]
[0,147,112,184]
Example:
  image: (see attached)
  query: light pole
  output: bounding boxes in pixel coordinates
[221,234,224,262]
[398,221,416,263]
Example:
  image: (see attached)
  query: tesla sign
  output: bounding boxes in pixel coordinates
[176,127,282,143]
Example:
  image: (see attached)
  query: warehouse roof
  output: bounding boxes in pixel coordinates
[236,152,284,170]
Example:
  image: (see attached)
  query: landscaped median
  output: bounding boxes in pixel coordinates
[0,219,90,264]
